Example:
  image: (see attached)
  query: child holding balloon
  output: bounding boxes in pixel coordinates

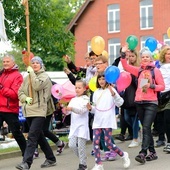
[63,79,90,170]
[87,73,130,170]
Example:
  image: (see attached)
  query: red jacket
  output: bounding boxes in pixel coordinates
[0,65,23,114]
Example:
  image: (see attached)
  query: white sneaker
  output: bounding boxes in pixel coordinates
[122,152,130,168]
[91,164,104,170]
[128,140,139,148]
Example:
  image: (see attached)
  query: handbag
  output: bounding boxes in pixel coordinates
[158,90,170,106]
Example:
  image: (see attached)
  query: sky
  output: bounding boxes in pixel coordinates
[0,41,12,53]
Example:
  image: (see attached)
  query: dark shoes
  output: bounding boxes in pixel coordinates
[16,162,30,170]
[41,159,56,168]
[155,140,165,147]
[151,129,158,137]
[115,134,133,141]
[125,135,133,141]
[146,152,158,161]
[77,164,88,170]
[115,134,125,141]
[135,153,146,164]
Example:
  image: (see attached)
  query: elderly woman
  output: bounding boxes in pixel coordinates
[16,56,56,170]
[121,46,165,164]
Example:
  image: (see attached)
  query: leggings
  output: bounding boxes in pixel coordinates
[69,136,87,166]
[93,128,124,164]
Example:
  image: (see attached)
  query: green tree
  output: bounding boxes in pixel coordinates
[2,0,84,71]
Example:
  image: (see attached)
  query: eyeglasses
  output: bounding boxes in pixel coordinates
[84,57,90,60]
[95,62,104,66]
[90,58,95,61]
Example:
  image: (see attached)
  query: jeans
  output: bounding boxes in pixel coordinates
[23,117,56,167]
[124,109,139,139]
[136,103,157,155]
[0,112,26,156]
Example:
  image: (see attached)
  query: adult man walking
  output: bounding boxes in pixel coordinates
[0,54,26,155]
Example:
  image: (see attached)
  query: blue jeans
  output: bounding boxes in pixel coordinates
[136,103,157,155]
[124,109,139,139]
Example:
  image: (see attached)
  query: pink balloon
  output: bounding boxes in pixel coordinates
[116,72,132,92]
[51,84,64,99]
[61,81,76,101]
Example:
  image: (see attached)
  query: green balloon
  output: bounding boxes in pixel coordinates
[126,35,138,50]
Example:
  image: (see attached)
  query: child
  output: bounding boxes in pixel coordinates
[87,73,131,170]
[63,80,90,170]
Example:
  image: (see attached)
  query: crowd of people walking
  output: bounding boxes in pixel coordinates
[0,43,170,170]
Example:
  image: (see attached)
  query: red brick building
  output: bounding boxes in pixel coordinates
[68,0,170,66]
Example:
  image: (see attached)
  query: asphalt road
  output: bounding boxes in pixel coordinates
[0,138,169,170]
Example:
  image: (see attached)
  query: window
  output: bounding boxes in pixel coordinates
[108,4,120,33]
[140,0,153,29]
[163,34,170,46]
[140,35,150,49]
[108,38,120,64]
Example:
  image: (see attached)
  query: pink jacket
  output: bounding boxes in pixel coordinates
[121,58,165,102]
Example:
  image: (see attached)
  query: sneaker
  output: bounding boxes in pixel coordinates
[16,162,30,170]
[146,152,158,161]
[91,150,94,156]
[128,140,139,148]
[33,151,39,159]
[155,140,165,148]
[122,152,130,168]
[56,141,66,155]
[115,134,125,141]
[101,152,110,162]
[108,151,117,161]
[163,144,170,152]
[135,153,146,164]
[77,164,88,170]
[40,159,56,168]
[91,164,104,170]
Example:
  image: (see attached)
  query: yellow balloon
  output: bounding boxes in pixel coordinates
[91,36,105,55]
[167,27,170,38]
[88,76,97,92]
[102,50,109,59]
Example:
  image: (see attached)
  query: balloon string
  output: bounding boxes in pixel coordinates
[62,114,67,123]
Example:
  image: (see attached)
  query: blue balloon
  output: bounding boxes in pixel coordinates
[145,37,157,52]
[104,66,120,83]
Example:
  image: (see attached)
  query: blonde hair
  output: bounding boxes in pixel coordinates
[159,46,170,63]
[95,55,108,63]
[129,50,140,66]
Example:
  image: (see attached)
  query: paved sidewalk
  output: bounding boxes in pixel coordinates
[0,138,170,170]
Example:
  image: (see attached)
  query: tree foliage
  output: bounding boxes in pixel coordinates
[2,0,84,71]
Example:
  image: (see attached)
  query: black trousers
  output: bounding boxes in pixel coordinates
[43,114,59,143]
[0,112,26,156]
[23,117,56,167]
[136,103,157,155]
